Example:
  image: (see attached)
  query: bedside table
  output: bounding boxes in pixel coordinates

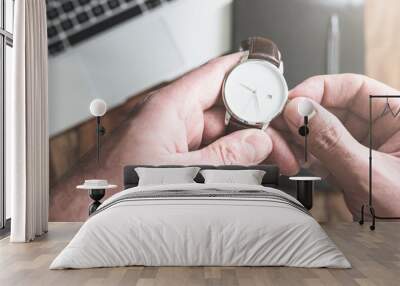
[77,180,117,215]
[289,177,321,210]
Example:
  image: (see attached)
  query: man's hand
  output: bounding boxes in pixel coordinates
[50,53,300,221]
[50,54,400,221]
[126,53,299,172]
[275,74,400,217]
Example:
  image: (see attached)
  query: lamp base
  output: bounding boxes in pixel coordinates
[296,180,314,210]
[88,189,105,215]
[359,204,376,231]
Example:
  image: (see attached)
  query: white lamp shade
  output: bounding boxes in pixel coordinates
[89,99,107,117]
[298,99,315,117]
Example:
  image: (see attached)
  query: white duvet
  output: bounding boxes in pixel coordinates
[50,183,350,269]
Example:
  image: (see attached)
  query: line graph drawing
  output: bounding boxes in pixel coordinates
[380,98,400,117]
[360,95,400,231]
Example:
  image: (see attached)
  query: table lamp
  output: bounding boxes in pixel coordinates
[298,99,315,162]
[89,99,107,163]
[76,99,116,216]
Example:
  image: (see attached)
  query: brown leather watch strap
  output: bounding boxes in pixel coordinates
[240,37,281,68]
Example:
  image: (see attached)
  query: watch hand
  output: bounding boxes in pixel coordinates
[240,83,256,94]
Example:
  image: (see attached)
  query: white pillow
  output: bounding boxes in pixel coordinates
[200,169,266,185]
[135,167,201,186]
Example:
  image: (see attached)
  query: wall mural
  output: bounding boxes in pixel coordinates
[47,0,400,226]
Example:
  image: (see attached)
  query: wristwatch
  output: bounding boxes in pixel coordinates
[222,37,288,133]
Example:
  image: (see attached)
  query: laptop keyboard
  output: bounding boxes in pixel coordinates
[47,0,174,56]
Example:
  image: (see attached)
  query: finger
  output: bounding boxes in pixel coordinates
[369,104,400,148]
[290,74,400,122]
[159,52,244,113]
[201,112,301,175]
[327,107,371,143]
[265,128,300,176]
[187,106,225,151]
[340,112,366,142]
[172,129,272,165]
[377,131,400,154]
[283,97,369,178]
[272,107,349,135]
[201,106,226,146]
[270,116,290,133]
[326,107,348,122]
[289,143,331,179]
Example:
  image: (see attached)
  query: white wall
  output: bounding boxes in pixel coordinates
[48,0,233,136]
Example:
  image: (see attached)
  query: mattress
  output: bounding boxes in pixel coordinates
[50,183,350,269]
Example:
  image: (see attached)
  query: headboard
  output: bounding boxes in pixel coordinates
[123,165,280,189]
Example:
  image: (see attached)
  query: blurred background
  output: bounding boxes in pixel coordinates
[46,0,399,221]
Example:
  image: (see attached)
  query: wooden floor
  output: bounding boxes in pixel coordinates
[0,222,399,286]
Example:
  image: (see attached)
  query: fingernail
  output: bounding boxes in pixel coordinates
[298,98,314,116]
[298,98,316,119]
[285,100,304,128]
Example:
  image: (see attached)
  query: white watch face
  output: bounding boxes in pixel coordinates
[223,60,288,124]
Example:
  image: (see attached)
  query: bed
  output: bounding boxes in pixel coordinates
[50,165,350,269]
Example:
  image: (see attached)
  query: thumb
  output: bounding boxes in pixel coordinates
[283,97,368,176]
[176,129,273,165]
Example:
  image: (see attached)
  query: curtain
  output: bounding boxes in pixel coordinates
[8,0,49,242]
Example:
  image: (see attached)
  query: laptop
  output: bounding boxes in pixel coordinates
[47,0,233,135]
[47,0,175,55]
